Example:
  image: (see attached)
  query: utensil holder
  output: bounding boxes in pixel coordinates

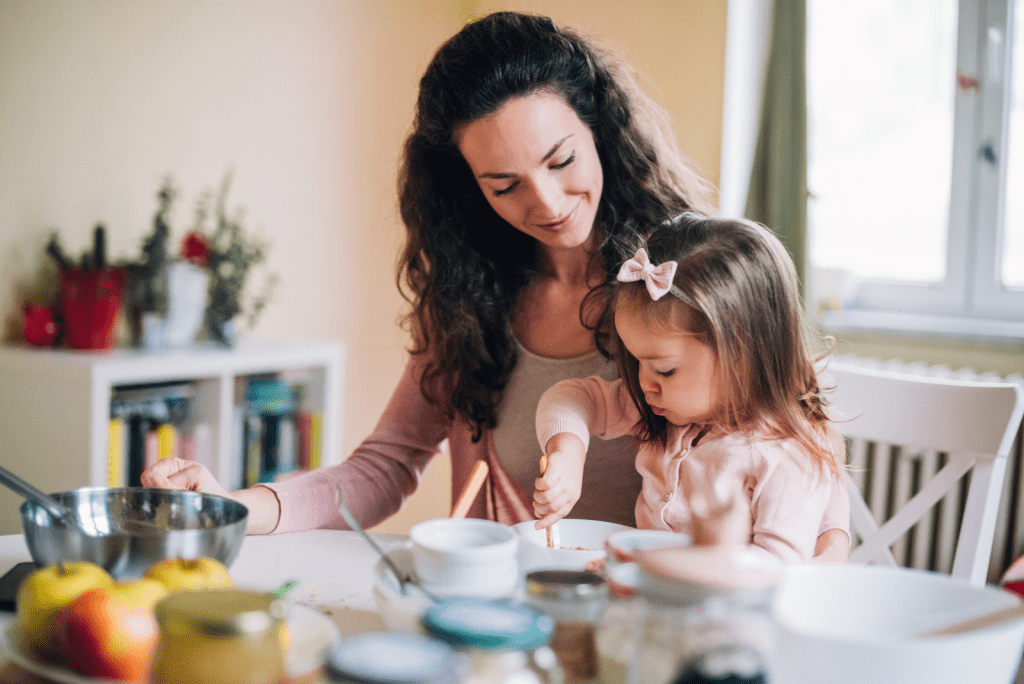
[59,267,125,350]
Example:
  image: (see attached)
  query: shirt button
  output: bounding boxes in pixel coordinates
[663,493,672,502]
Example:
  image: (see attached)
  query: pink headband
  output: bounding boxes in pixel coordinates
[616,248,692,305]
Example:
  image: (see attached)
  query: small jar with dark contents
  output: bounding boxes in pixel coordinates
[150,589,288,684]
[524,570,607,683]
[628,545,782,684]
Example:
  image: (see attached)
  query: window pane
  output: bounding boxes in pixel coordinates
[1003,4,1023,290]
[807,0,957,283]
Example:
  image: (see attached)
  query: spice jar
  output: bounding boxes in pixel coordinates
[524,570,607,683]
[326,632,469,683]
[422,599,564,684]
[628,545,782,684]
[150,589,288,684]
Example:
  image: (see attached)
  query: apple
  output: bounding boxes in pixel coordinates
[143,557,234,592]
[59,581,164,682]
[16,561,113,661]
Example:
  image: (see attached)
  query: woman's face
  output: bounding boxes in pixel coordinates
[456,91,603,252]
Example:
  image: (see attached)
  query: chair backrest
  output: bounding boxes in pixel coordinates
[821,361,1024,586]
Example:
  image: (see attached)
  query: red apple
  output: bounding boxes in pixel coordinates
[59,580,166,682]
[16,561,113,662]
[143,557,234,592]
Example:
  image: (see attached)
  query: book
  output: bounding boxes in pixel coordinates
[156,423,176,461]
[309,413,322,470]
[107,417,125,487]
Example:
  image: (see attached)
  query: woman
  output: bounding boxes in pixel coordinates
[143,12,849,558]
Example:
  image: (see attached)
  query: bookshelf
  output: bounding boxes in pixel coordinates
[0,339,345,534]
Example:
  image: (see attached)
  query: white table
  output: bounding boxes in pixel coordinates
[0,530,409,682]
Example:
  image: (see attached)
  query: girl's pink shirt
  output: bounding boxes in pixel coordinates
[537,375,849,563]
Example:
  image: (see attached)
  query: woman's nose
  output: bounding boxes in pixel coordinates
[529,176,565,218]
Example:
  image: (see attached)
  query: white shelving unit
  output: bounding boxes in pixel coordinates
[0,339,345,534]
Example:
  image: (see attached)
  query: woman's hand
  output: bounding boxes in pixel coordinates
[533,433,586,529]
[141,458,282,535]
[141,458,232,498]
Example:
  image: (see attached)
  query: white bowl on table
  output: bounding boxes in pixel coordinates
[512,519,634,572]
[408,518,519,599]
[772,563,1024,684]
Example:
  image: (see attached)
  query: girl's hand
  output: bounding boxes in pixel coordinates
[533,433,586,529]
[141,457,232,499]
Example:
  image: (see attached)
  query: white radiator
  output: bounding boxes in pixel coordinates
[830,354,1024,584]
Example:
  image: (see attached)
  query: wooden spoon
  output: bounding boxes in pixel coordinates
[450,460,488,518]
[917,602,1024,638]
[539,455,554,548]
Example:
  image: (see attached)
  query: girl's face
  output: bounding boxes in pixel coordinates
[456,91,603,252]
[615,304,722,427]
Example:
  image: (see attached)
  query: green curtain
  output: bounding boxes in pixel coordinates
[745,0,808,293]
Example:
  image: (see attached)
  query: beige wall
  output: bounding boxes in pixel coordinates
[0,0,728,533]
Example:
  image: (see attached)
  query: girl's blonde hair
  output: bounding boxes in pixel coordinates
[613,213,840,473]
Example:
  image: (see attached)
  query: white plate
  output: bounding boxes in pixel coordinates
[0,602,340,684]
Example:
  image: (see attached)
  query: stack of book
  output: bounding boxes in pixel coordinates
[109,382,200,487]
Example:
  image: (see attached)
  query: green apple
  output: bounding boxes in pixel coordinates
[16,561,113,661]
[59,583,162,682]
[143,557,234,592]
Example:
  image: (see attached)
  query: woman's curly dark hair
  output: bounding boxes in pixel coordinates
[397,11,715,440]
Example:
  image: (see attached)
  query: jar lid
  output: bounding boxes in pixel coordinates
[326,633,467,683]
[154,589,287,638]
[636,545,781,604]
[525,570,607,602]
[422,599,554,651]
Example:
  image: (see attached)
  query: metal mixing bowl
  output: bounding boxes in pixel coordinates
[20,487,248,578]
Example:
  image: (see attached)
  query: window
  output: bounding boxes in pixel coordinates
[806,0,1022,340]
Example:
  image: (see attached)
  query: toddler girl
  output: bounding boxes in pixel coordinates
[533,213,847,562]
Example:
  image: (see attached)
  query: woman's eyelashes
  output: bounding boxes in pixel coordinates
[490,153,576,197]
[656,368,676,378]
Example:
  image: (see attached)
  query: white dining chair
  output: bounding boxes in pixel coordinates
[820,361,1024,586]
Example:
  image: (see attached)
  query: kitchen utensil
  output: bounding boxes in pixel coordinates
[918,601,1024,637]
[0,465,81,531]
[335,486,440,602]
[20,487,247,578]
[449,459,488,518]
[539,455,555,548]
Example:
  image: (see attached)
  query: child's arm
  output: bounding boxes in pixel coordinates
[534,432,587,529]
[533,376,639,529]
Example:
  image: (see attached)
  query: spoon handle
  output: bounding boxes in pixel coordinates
[0,465,70,521]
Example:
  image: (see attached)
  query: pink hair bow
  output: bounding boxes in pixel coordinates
[616,248,679,301]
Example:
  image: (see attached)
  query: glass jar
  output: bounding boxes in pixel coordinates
[524,570,607,683]
[628,545,781,684]
[421,599,564,684]
[326,632,469,683]
[150,589,288,684]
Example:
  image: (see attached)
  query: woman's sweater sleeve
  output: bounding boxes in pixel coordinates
[262,355,450,534]
[536,376,639,451]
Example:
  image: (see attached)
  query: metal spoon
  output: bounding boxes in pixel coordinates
[0,464,81,529]
[335,486,440,602]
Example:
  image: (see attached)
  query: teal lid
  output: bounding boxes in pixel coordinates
[326,632,467,683]
[422,599,554,651]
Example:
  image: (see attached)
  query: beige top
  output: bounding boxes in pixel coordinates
[494,342,642,527]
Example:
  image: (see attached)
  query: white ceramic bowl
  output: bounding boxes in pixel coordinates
[605,529,691,564]
[408,518,519,598]
[772,563,1024,684]
[512,519,634,571]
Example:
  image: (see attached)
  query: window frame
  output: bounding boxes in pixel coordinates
[721,0,1024,343]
